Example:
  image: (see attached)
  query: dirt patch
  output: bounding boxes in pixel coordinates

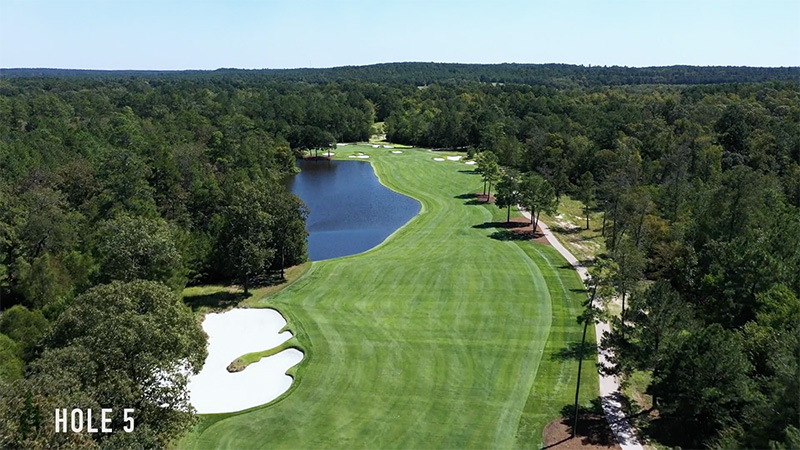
[543,415,621,450]
[474,193,495,204]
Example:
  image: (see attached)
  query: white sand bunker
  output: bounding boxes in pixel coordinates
[383,145,394,149]
[391,150,402,154]
[349,154,370,159]
[372,144,380,148]
[188,308,304,414]
[465,161,477,165]
[433,157,445,161]
[336,143,348,146]
[446,156,463,161]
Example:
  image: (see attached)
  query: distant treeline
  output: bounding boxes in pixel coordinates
[2,62,799,87]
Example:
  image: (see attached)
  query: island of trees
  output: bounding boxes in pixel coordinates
[1,63,798,448]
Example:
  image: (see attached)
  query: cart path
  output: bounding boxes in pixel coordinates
[519,210,644,450]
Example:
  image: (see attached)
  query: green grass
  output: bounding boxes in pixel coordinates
[180,145,597,449]
[181,263,311,314]
[227,337,301,373]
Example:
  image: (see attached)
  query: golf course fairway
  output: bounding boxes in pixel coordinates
[180,145,598,449]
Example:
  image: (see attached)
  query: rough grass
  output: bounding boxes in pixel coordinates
[182,263,312,313]
[179,145,598,449]
[541,196,606,265]
[227,337,301,373]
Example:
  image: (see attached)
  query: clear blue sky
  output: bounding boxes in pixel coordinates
[1,0,798,70]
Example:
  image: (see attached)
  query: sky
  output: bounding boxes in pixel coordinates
[1,0,798,70]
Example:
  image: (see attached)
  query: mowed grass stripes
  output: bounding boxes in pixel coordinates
[181,146,598,449]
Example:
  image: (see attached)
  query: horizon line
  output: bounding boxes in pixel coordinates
[3,62,800,72]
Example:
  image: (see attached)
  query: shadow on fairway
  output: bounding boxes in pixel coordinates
[184,291,248,312]
[559,259,595,270]
[490,229,541,241]
[472,221,529,229]
[551,342,599,361]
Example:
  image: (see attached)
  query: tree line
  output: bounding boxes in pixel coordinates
[3,63,798,88]
[0,77,377,447]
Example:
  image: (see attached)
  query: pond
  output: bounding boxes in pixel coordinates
[286,159,421,261]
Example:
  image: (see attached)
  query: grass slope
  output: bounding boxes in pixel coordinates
[181,146,597,449]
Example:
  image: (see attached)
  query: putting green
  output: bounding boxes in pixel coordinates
[181,146,598,449]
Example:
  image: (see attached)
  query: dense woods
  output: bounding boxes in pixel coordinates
[0,64,798,448]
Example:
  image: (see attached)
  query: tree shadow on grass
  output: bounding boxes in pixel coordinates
[458,169,477,174]
[490,229,537,241]
[454,193,487,205]
[552,225,584,235]
[472,221,529,230]
[558,259,595,270]
[549,399,619,448]
[184,291,248,312]
[551,342,599,361]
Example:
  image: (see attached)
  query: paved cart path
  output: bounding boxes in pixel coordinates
[520,210,644,450]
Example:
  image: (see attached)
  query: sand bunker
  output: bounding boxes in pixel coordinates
[372,144,380,148]
[433,157,445,161]
[383,145,394,149]
[336,143,348,146]
[349,154,370,159]
[188,308,304,414]
[391,150,402,154]
[446,156,463,161]
[465,161,477,165]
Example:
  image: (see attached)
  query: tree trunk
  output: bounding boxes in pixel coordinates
[486,182,492,203]
[535,211,541,233]
[621,290,626,341]
[244,274,249,295]
[585,206,590,230]
[610,201,620,251]
[602,211,607,236]
[635,209,647,246]
[280,248,285,280]
[573,285,597,438]
[483,180,487,195]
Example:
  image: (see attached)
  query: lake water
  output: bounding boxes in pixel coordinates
[286,159,421,261]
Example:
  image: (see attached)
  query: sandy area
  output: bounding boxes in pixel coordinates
[383,145,394,148]
[465,161,476,165]
[188,308,304,414]
[446,155,462,161]
[372,144,380,148]
[349,155,370,159]
[433,157,445,161]
[392,150,402,154]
